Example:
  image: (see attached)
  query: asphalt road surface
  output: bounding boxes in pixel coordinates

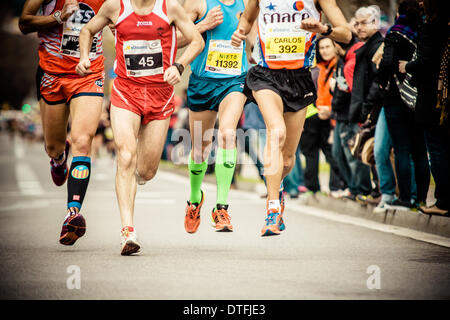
[0,134,449,300]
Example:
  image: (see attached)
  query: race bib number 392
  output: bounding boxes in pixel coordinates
[123,40,164,77]
[205,40,243,76]
[265,23,307,61]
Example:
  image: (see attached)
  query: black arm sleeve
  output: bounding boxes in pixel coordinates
[377,34,396,89]
[406,23,433,75]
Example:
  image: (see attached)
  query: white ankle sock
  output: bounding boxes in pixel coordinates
[268,200,281,212]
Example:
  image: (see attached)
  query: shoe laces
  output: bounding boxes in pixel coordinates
[187,202,199,219]
[215,209,230,224]
[121,227,135,238]
[265,210,279,225]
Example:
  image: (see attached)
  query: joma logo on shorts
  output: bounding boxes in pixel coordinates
[263,12,310,24]
[137,21,153,27]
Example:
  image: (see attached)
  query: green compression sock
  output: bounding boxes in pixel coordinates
[215,147,237,206]
[189,157,208,204]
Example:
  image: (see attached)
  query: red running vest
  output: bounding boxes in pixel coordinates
[114,0,177,85]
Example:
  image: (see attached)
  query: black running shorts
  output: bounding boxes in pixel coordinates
[36,66,44,100]
[245,65,317,113]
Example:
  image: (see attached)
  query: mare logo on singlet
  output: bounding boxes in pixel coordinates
[263,12,310,24]
[67,3,95,26]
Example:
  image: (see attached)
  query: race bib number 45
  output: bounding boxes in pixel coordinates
[206,40,243,76]
[265,23,307,61]
[123,40,164,77]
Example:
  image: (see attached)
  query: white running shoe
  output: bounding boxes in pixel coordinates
[120,227,141,256]
[384,199,411,212]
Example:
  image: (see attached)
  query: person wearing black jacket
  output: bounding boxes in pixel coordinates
[349,14,384,124]
[331,38,372,198]
[377,0,430,209]
[349,6,388,203]
[399,0,450,215]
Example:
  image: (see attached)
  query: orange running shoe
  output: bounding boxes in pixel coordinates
[261,208,282,237]
[211,204,233,232]
[184,191,204,234]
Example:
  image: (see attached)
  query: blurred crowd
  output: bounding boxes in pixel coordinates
[237,0,449,216]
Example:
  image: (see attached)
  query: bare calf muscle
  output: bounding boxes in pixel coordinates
[233,0,350,236]
[20,0,106,246]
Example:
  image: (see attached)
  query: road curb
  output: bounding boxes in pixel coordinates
[299,193,450,239]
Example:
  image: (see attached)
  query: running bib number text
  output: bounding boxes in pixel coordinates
[123,40,164,77]
[61,24,100,58]
[206,40,243,76]
[265,24,307,61]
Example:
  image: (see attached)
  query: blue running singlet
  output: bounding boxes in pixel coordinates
[190,0,248,79]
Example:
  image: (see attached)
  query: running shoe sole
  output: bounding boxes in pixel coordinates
[59,214,86,246]
[279,219,285,231]
[261,228,280,237]
[215,225,233,232]
[121,240,141,256]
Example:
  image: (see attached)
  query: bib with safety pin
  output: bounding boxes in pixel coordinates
[123,39,164,78]
[264,23,307,61]
[61,22,100,59]
[205,40,243,76]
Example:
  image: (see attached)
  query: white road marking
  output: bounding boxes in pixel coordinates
[13,139,45,196]
[15,163,45,196]
[0,200,50,212]
[288,203,450,248]
[14,139,24,159]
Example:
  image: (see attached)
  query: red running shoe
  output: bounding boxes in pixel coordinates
[50,140,70,186]
[59,211,86,246]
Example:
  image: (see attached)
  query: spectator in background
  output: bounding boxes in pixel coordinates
[283,142,306,198]
[241,102,266,184]
[331,37,372,200]
[162,94,184,162]
[376,0,429,211]
[350,5,388,204]
[400,0,450,216]
[300,37,346,197]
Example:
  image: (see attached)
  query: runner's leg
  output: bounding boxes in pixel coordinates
[282,108,307,180]
[110,105,141,228]
[184,109,216,233]
[66,96,102,213]
[42,101,69,159]
[253,89,285,202]
[210,91,246,231]
[58,96,102,246]
[136,117,171,183]
[215,92,246,206]
[189,109,217,203]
